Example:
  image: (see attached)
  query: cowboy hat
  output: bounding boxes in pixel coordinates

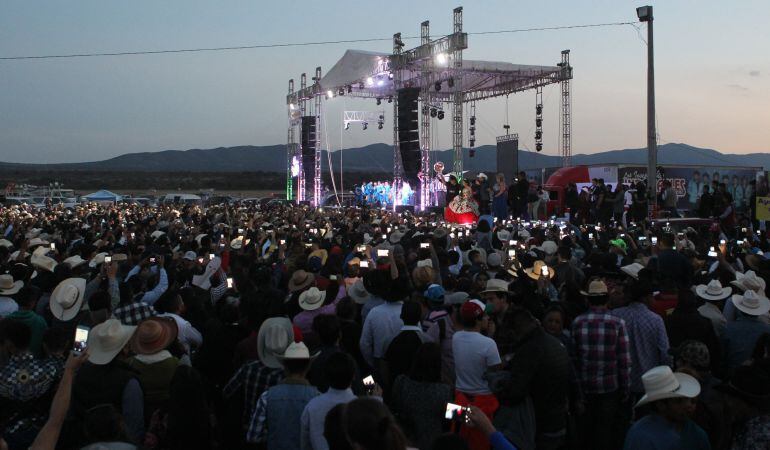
[477,172,488,179]
[288,270,315,293]
[695,280,732,301]
[194,233,208,244]
[496,229,512,243]
[150,230,166,240]
[480,279,512,295]
[308,249,328,266]
[445,291,470,305]
[230,236,245,249]
[276,341,318,362]
[620,263,645,280]
[348,279,370,305]
[580,279,609,297]
[0,274,23,296]
[192,257,221,290]
[731,270,766,294]
[536,241,558,256]
[487,252,502,268]
[524,260,555,281]
[0,239,13,249]
[50,277,86,321]
[635,365,700,408]
[25,228,42,239]
[416,259,433,268]
[87,319,137,365]
[389,230,405,244]
[298,287,327,311]
[89,252,108,269]
[63,255,87,269]
[31,253,57,273]
[731,290,770,316]
[257,317,295,369]
[131,316,178,355]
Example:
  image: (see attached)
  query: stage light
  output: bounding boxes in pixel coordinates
[378,122,383,130]
[536,143,543,152]
[470,116,476,126]
[377,79,385,87]
[291,156,300,176]
[376,98,382,105]
[327,90,334,98]
[535,131,542,140]
[430,108,437,118]
[435,82,442,92]
[345,122,350,130]
[437,110,445,120]
[338,88,345,96]
[366,77,374,86]
[447,78,454,88]
[347,85,353,94]
[388,96,393,103]
[536,118,542,127]
[436,53,448,65]
[362,122,368,130]
[536,104,543,115]
[289,103,296,110]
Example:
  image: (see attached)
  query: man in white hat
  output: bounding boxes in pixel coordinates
[246,342,319,446]
[723,290,770,373]
[623,366,707,450]
[0,274,22,318]
[71,319,145,443]
[223,317,294,433]
[694,279,731,337]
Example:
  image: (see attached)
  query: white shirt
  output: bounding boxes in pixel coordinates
[158,312,202,353]
[452,330,501,395]
[0,297,19,318]
[360,301,403,367]
[300,388,357,450]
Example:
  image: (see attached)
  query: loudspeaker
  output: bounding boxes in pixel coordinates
[496,136,519,184]
[301,116,317,182]
[397,88,421,183]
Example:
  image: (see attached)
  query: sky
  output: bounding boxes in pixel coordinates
[0,0,768,164]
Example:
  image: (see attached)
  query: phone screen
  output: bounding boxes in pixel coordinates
[377,249,389,257]
[50,243,56,250]
[508,249,516,258]
[445,403,465,420]
[420,243,429,249]
[73,326,90,354]
[362,375,374,386]
[651,237,658,245]
[360,261,369,268]
[227,277,233,289]
[358,245,366,252]
[104,256,112,263]
[150,257,156,264]
[209,253,214,260]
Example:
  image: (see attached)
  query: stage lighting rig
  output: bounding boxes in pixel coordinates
[345,122,350,130]
[430,108,437,118]
[362,122,368,130]
[437,110,445,120]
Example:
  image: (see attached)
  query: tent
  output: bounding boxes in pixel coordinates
[82,189,122,203]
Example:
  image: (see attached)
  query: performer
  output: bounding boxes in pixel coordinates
[433,162,447,207]
[445,179,480,224]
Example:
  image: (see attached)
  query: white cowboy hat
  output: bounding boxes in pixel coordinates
[50,277,87,321]
[416,259,433,268]
[298,287,327,311]
[620,263,645,280]
[695,280,732,301]
[731,271,766,294]
[0,274,23,296]
[731,290,770,316]
[276,341,318,361]
[496,230,512,243]
[230,236,244,250]
[580,279,609,297]
[31,253,57,273]
[0,239,13,249]
[257,317,295,369]
[89,252,108,269]
[348,279,370,305]
[192,257,221,291]
[150,230,166,240]
[524,260,555,281]
[63,255,87,269]
[87,319,137,365]
[477,173,488,179]
[536,240,558,256]
[195,233,208,244]
[635,366,700,408]
[28,237,49,248]
[480,279,512,295]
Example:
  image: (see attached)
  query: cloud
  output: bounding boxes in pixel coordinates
[749,70,761,77]
[727,83,749,91]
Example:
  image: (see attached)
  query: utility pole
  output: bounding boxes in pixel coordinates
[637,5,656,217]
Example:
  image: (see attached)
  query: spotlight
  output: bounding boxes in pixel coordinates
[447,78,454,88]
[536,104,543,115]
[430,108,437,118]
[362,122,368,130]
[535,131,542,140]
[345,122,350,130]
[636,5,652,22]
[470,138,476,147]
[347,85,353,94]
[435,53,448,65]
[378,122,383,130]
[366,77,374,86]
[435,82,441,92]
[388,96,393,103]
[536,143,543,152]
[470,127,475,136]
[338,88,345,96]
[327,90,334,98]
[470,116,476,126]
[376,98,382,105]
[536,118,542,127]
[437,110,445,120]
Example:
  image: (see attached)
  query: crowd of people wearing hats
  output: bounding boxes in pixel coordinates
[0,199,770,450]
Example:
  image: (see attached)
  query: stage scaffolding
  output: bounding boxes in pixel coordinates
[285,6,573,208]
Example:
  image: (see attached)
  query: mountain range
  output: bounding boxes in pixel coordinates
[0,143,767,172]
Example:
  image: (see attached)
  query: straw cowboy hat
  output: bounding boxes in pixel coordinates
[288,270,315,293]
[0,274,23,296]
[308,249,328,266]
[298,287,327,311]
[31,253,57,273]
[580,279,609,297]
[635,365,700,408]
[348,279,370,305]
[480,279,512,295]
[524,260,555,281]
[89,252,108,269]
[695,280,732,301]
[87,319,137,365]
[192,257,221,291]
[620,263,645,280]
[257,317,295,369]
[131,316,179,355]
[277,342,318,362]
[230,236,245,250]
[731,290,770,316]
[50,277,87,321]
[731,270,766,294]
[63,255,87,269]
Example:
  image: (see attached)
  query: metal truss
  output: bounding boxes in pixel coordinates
[343,110,385,125]
[313,67,322,207]
[451,7,464,177]
[392,32,403,208]
[419,20,432,211]
[297,73,308,203]
[559,50,572,167]
[286,79,295,200]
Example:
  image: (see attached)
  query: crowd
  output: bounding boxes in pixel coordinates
[0,193,769,450]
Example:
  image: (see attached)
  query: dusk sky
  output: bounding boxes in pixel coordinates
[1,0,767,163]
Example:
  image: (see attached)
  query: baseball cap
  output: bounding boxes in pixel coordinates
[460,299,487,322]
[424,284,446,303]
[183,251,198,261]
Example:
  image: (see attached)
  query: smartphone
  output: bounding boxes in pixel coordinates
[588,233,594,239]
[197,257,204,264]
[239,228,244,234]
[742,227,747,233]
[508,249,516,258]
[420,243,430,249]
[280,239,286,245]
[227,277,233,289]
[377,249,389,257]
[720,239,726,245]
[329,274,338,281]
[50,242,56,250]
[73,325,90,355]
[737,240,745,245]
[104,256,112,264]
[381,234,387,240]
[358,245,367,252]
[150,257,156,264]
[652,237,658,245]
[131,232,135,238]
[445,403,468,420]
[360,261,369,268]
[209,253,214,260]
[639,236,647,241]
[449,233,456,239]
[541,266,549,276]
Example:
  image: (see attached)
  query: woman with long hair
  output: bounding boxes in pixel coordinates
[344,398,410,450]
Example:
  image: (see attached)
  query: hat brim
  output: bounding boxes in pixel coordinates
[131,317,179,355]
[0,280,23,296]
[276,351,320,362]
[635,373,701,408]
[480,288,513,295]
[580,289,609,297]
[695,285,732,301]
[524,268,555,281]
[732,295,770,316]
[50,278,86,322]
[299,291,327,311]
[257,318,295,369]
[288,275,315,293]
[88,325,137,365]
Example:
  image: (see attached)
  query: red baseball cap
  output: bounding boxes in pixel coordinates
[460,299,486,322]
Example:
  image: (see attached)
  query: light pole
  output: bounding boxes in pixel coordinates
[637,5,656,218]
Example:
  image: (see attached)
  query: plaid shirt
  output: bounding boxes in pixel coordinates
[571,306,631,394]
[113,300,157,325]
[0,353,63,433]
[223,359,283,431]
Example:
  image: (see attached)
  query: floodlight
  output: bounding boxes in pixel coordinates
[435,53,448,65]
[636,6,652,22]
[366,77,374,86]
[437,110,445,120]
[362,122,368,130]
[327,90,334,98]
